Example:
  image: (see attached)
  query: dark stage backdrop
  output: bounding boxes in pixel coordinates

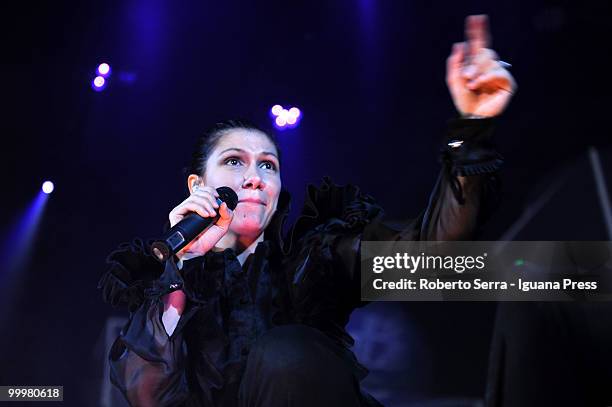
[1,0,611,405]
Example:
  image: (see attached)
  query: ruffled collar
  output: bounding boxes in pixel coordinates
[281,176,383,257]
[260,187,292,255]
[188,175,382,264]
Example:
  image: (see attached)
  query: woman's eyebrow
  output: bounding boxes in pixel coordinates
[218,147,278,159]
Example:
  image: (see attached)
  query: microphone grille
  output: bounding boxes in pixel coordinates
[215,186,239,210]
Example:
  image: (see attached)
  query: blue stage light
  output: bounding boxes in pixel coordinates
[42,181,54,194]
[92,76,106,92]
[97,62,111,77]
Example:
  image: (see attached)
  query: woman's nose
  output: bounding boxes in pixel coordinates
[242,168,265,190]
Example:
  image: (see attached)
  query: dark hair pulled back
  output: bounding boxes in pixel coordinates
[186,119,282,178]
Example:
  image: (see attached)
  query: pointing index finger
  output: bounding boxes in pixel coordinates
[465,14,491,58]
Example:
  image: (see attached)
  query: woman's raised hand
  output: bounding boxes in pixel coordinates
[446,15,517,118]
[168,184,234,260]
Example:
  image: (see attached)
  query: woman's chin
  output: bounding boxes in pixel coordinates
[230,218,265,237]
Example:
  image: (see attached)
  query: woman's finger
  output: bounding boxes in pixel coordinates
[171,202,213,221]
[215,202,234,228]
[446,42,467,86]
[191,190,220,210]
[465,15,491,59]
[462,48,498,80]
[467,68,515,93]
[193,185,219,198]
[192,185,219,202]
[186,195,217,216]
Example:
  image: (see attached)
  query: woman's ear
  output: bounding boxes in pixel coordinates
[187,174,201,194]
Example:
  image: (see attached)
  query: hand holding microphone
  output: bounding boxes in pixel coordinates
[151,185,237,262]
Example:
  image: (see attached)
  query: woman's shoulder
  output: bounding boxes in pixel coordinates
[282,176,384,257]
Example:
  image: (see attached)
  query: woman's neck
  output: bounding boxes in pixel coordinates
[214,232,264,266]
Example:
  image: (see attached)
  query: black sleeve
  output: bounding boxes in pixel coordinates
[98,238,164,313]
[284,117,503,314]
[418,116,502,240]
[363,116,502,242]
[98,239,224,407]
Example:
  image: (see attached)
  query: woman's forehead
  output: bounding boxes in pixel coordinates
[213,129,277,155]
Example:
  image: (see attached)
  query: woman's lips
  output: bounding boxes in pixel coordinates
[238,198,266,205]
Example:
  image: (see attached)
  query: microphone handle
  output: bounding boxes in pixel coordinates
[151,197,223,262]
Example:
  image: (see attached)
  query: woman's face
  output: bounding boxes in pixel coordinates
[202,129,281,238]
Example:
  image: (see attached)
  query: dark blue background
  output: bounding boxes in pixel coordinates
[1,0,611,405]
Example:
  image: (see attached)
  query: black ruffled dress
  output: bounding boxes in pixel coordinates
[98,118,502,407]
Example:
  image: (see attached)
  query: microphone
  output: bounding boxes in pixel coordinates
[151,186,239,262]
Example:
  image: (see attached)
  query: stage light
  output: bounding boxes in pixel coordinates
[275,116,287,127]
[94,76,105,87]
[271,105,283,116]
[289,107,300,118]
[92,76,106,91]
[271,105,302,130]
[42,181,54,194]
[97,63,111,76]
[287,107,300,125]
[0,186,51,319]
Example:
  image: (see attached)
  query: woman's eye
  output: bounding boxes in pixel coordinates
[225,157,241,166]
[260,161,277,171]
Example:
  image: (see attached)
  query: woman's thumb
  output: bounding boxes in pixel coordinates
[217,202,233,227]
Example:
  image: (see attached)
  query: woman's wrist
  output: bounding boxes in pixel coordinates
[461,113,488,119]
